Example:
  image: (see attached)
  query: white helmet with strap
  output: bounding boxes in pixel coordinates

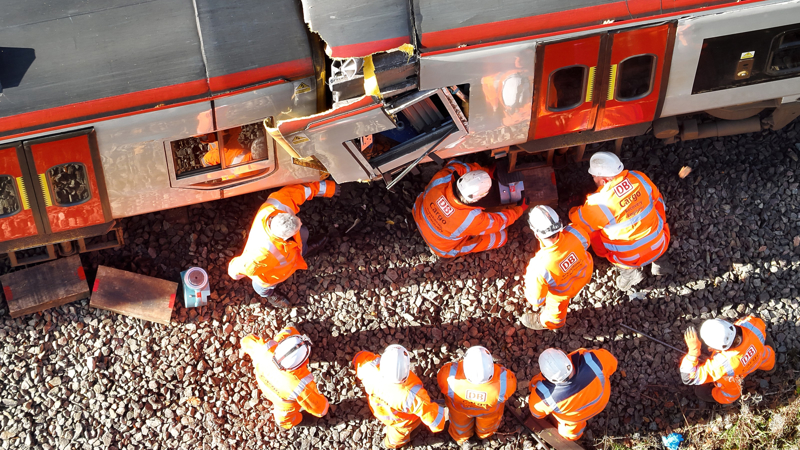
[588,151,624,177]
[380,344,411,384]
[456,170,492,204]
[700,319,737,351]
[528,205,564,238]
[539,348,574,383]
[272,334,312,371]
[463,346,495,384]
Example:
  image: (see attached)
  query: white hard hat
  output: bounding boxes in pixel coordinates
[456,170,492,204]
[588,151,624,177]
[539,348,574,383]
[270,213,302,241]
[700,319,737,351]
[528,205,564,238]
[272,334,311,371]
[380,344,410,384]
[463,346,494,384]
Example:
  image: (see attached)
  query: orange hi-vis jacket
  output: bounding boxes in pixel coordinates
[569,170,669,268]
[680,316,776,404]
[437,360,517,415]
[240,327,329,428]
[228,181,337,287]
[524,225,594,308]
[413,160,525,257]
[529,349,617,431]
[353,351,447,432]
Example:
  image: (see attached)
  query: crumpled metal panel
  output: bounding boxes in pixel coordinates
[419,41,536,157]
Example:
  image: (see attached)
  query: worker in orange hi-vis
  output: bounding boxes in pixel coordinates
[227,180,338,308]
[437,346,517,450]
[240,326,329,430]
[521,205,593,330]
[353,345,448,448]
[680,316,776,404]
[412,159,528,258]
[568,151,671,291]
[528,347,617,441]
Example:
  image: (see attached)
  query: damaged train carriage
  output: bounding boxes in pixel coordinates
[1,0,800,263]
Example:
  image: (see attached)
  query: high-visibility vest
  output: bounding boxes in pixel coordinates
[529,349,617,423]
[240,327,329,416]
[353,351,447,431]
[524,225,593,306]
[412,160,524,257]
[437,361,517,415]
[569,170,668,268]
[228,180,337,286]
[680,316,774,393]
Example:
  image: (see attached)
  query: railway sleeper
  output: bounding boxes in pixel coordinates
[2,223,124,268]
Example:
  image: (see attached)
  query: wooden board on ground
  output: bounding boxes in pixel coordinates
[89,266,177,325]
[1,255,89,318]
[524,414,585,450]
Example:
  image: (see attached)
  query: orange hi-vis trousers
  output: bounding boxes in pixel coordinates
[448,405,504,443]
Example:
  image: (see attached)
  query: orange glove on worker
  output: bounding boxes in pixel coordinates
[684,326,701,359]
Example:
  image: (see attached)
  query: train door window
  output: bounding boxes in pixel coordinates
[616,54,656,101]
[47,163,91,206]
[547,66,587,111]
[768,29,800,75]
[0,175,21,217]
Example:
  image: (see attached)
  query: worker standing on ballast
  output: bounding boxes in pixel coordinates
[528,347,617,441]
[437,346,516,450]
[569,151,670,291]
[413,159,527,258]
[353,345,448,448]
[521,206,593,330]
[228,180,338,308]
[240,326,329,430]
[680,316,776,404]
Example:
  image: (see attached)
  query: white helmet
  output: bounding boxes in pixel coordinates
[700,319,737,351]
[588,151,624,177]
[380,344,410,384]
[539,348,573,383]
[528,205,564,238]
[270,213,302,241]
[456,170,492,204]
[463,346,494,384]
[272,334,311,371]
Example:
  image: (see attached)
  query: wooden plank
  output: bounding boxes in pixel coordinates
[89,266,177,325]
[1,255,89,318]
[524,414,585,450]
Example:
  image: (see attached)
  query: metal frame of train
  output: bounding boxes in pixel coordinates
[1,0,799,265]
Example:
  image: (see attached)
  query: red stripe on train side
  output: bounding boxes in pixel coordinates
[207,58,313,92]
[328,36,411,58]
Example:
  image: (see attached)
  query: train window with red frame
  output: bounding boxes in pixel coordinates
[0,175,21,218]
[768,29,800,75]
[170,121,269,179]
[547,66,587,111]
[47,163,91,206]
[616,55,656,101]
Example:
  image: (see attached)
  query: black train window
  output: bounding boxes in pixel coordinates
[616,55,656,101]
[547,66,587,111]
[47,163,91,206]
[0,175,21,218]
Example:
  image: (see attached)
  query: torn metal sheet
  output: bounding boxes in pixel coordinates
[329,52,419,104]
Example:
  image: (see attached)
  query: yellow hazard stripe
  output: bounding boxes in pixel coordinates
[363,55,382,99]
[607,64,618,101]
[38,173,53,207]
[15,177,30,210]
[585,66,596,103]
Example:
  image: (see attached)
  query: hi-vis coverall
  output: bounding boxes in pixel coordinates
[437,361,517,444]
[528,349,617,441]
[680,316,776,404]
[228,181,337,290]
[569,170,669,269]
[413,160,525,258]
[354,351,446,448]
[524,225,593,328]
[240,327,329,429]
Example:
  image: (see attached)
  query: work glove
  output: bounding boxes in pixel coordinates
[333,183,341,197]
[684,326,701,358]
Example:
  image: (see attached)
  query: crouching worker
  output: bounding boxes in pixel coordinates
[413,159,527,258]
[240,327,329,430]
[522,206,593,330]
[437,346,517,450]
[354,345,447,448]
[228,180,338,308]
[681,316,776,404]
[528,347,617,441]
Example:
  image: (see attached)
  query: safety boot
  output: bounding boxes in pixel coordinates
[266,292,290,309]
[459,440,474,450]
[303,235,329,259]
[616,267,644,291]
[521,312,548,330]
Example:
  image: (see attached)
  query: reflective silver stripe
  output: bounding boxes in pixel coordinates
[739,321,765,344]
[287,373,315,401]
[317,181,327,196]
[447,364,457,401]
[267,198,293,214]
[265,240,289,267]
[598,204,617,225]
[565,226,589,249]
[541,268,556,288]
[403,384,423,413]
[720,357,736,378]
[573,354,606,413]
[451,209,482,238]
[303,185,312,200]
[535,381,565,415]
